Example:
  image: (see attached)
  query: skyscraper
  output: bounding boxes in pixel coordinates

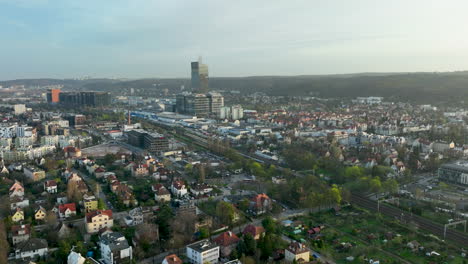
[191,58,209,93]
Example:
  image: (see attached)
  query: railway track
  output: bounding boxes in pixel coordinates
[351,194,468,247]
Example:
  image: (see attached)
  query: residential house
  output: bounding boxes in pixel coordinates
[9,180,24,198]
[56,222,73,239]
[23,166,46,182]
[124,207,144,226]
[186,239,220,264]
[83,194,98,212]
[243,224,265,240]
[162,254,183,264]
[171,180,188,197]
[285,242,310,263]
[34,206,47,221]
[59,203,77,219]
[100,232,133,264]
[64,146,82,158]
[190,184,213,196]
[213,231,240,257]
[249,193,272,216]
[152,184,171,202]
[14,238,48,260]
[11,224,30,245]
[93,167,107,178]
[67,250,86,264]
[115,184,137,206]
[12,208,25,222]
[85,209,113,234]
[132,164,149,177]
[10,196,29,210]
[44,180,58,193]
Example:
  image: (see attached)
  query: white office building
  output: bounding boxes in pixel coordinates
[186,239,220,264]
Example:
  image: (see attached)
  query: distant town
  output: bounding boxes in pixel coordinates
[0,59,467,264]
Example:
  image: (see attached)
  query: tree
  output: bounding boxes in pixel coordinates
[369,177,382,194]
[243,234,256,256]
[0,221,9,264]
[344,166,364,180]
[262,217,278,234]
[328,184,342,205]
[171,211,197,244]
[198,164,206,183]
[383,179,399,194]
[199,227,210,239]
[216,201,236,226]
[238,198,250,212]
[185,163,193,175]
[98,199,106,210]
[258,233,274,260]
[156,204,173,243]
[67,180,83,203]
[135,223,159,249]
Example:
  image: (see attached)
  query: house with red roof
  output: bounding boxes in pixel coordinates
[11,224,30,245]
[58,203,76,219]
[44,180,57,193]
[162,254,183,264]
[9,180,24,198]
[152,184,171,202]
[243,224,265,240]
[63,146,81,158]
[213,231,240,257]
[170,180,187,197]
[249,193,272,216]
[85,209,113,234]
[132,164,149,177]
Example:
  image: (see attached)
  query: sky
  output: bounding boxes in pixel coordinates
[1,0,468,80]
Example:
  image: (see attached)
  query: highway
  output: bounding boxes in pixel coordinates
[351,194,468,247]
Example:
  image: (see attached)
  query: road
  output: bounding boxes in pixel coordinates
[73,169,114,210]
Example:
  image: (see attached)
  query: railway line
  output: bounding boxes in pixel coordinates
[351,194,468,247]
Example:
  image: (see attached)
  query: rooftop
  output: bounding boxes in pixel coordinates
[187,239,219,253]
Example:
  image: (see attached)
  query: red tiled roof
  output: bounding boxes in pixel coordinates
[243,224,265,237]
[213,231,240,247]
[44,180,57,187]
[164,254,183,264]
[85,209,113,223]
[59,203,76,214]
[64,146,80,152]
[11,224,30,236]
[10,181,24,192]
[172,180,185,190]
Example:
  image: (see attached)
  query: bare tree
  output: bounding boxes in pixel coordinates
[0,221,9,264]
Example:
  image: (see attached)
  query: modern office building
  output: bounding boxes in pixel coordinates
[191,58,209,93]
[176,92,224,117]
[127,130,169,153]
[207,92,224,115]
[58,91,111,107]
[438,162,468,186]
[46,89,61,103]
[127,130,145,148]
[143,132,169,153]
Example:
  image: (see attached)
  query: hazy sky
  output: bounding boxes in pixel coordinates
[1,0,468,80]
